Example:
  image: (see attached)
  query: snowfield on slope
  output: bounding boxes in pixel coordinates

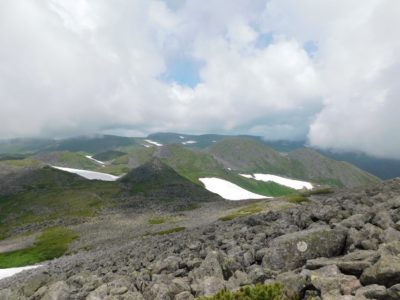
[144,139,163,147]
[240,173,313,190]
[199,177,269,201]
[0,265,41,281]
[52,166,120,181]
[85,155,105,165]
[182,140,197,145]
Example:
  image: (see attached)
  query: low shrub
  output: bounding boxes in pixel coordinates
[199,283,298,300]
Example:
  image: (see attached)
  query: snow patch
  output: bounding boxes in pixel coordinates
[182,140,197,145]
[142,144,151,148]
[239,173,253,179]
[179,136,185,139]
[240,173,313,190]
[52,166,120,181]
[0,265,42,281]
[144,139,163,147]
[199,177,268,201]
[85,155,105,165]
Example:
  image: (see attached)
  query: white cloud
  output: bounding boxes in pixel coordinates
[0,0,399,158]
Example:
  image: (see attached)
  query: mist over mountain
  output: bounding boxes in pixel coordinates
[1,1,400,299]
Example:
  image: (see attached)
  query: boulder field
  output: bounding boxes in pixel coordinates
[1,179,400,299]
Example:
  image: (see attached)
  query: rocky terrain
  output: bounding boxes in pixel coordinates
[1,177,400,299]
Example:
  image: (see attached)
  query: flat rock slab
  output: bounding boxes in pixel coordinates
[262,227,347,271]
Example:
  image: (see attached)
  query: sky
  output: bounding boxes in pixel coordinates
[0,0,400,158]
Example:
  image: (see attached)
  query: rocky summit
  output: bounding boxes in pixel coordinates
[1,178,400,299]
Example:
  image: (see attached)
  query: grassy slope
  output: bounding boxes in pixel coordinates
[288,148,380,187]
[208,137,305,177]
[0,227,78,268]
[0,167,119,239]
[92,150,126,161]
[209,138,380,188]
[157,145,296,197]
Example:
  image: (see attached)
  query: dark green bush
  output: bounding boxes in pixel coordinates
[199,283,297,300]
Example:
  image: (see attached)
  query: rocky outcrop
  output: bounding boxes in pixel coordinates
[1,179,400,299]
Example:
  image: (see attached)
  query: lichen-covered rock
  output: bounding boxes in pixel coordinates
[387,284,400,300]
[262,227,347,271]
[306,250,379,276]
[361,242,400,287]
[302,265,361,298]
[174,291,194,300]
[41,281,71,300]
[190,251,223,280]
[21,273,50,297]
[355,284,387,300]
[193,276,225,297]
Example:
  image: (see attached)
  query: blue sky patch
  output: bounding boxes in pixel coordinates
[304,40,318,57]
[254,32,274,49]
[159,56,203,88]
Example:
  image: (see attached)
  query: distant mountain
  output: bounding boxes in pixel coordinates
[0,133,383,189]
[0,135,137,155]
[287,148,380,187]
[120,158,222,205]
[208,138,380,188]
[317,150,400,180]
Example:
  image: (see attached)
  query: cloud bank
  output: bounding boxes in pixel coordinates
[0,0,399,158]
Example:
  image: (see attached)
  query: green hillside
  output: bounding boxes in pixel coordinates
[208,138,380,188]
[153,144,295,197]
[0,167,119,239]
[287,148,380,187]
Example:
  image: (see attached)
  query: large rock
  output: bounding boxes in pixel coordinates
[41,281,71,300]
[302,265,361,299]
[306,250,379,276]
[193,276,225,297]
[262,227,347,271]
[190,251,223,280]
[372,211,394,230]
[361,241,400,287]
[355,284,388,300]
[387,284,400,300]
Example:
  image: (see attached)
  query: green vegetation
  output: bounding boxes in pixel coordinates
[154,227,185,235]
[302,188,334,196]
[3,158,41,168]
[148,217,167,225]
[58,151,99,170]
[0,167,119,239]
[209,137,306,178]
[92,150,126,161]
[219,203,264,221]
[285,195,309,204]
[177,203,201,211]
[156,144,296,198]
[199,283,297,300]
[0,227,78,268]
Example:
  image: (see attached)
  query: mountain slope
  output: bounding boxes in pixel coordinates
[209,138,380,188]
[151,144,296,197]
[0,167,119,239]
[287,148,380,187]
[119,158,223,208]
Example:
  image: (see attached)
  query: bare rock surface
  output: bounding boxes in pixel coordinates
[1,179,400,299]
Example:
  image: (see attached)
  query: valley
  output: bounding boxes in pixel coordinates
[0,133,396,299]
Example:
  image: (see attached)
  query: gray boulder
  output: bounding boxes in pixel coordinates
[355,284,387,300]
[372,211,394,230]
[361,241,400,287]
[387,284,400,300]
[190,251,223,280]
[302,265,361,299]
[41,281,71,300]
[262,227,347,271]
[306,250,379,276]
